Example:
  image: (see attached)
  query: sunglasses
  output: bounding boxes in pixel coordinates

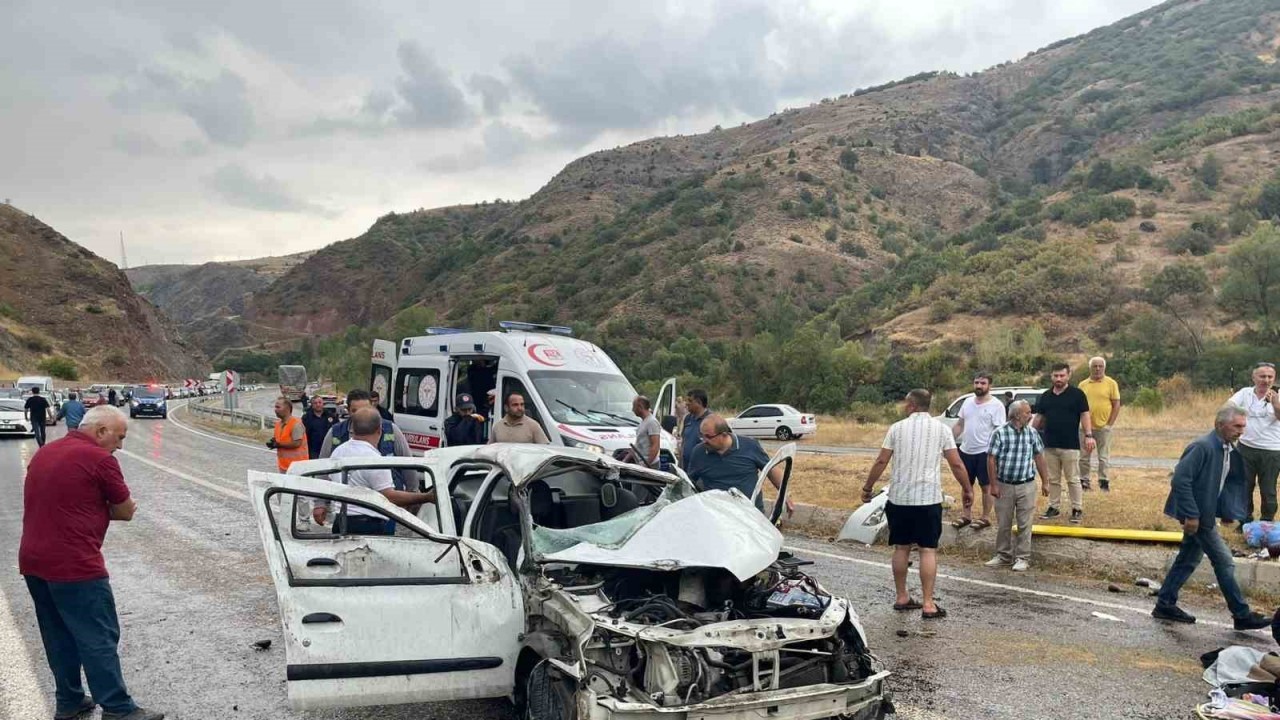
[1256,362,1276,369]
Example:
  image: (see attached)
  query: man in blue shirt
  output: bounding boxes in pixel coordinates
[56,392,86,430]
[686,415,792,517]
[680,389,711,469]
[1153,403,1271,630]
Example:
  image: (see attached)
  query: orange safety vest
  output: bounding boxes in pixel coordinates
[274,416,308,472]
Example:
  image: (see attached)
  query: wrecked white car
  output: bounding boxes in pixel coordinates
[249,444,891,719]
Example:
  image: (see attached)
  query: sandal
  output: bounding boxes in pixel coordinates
[971,518,991,531]
[893,599,923,611]
[922,606,949,620]
[951,517,972,530]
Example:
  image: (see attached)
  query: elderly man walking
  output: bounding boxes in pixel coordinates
[862,389,973,619]
[1152,404,1270,630]
[20,405,164,719]
[1035,363,1095,524]
[1229,362,1280,524]
[985,401,1049,572]
[1078,357,1121,492]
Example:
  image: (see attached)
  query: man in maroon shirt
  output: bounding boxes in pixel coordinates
[19,405,163,720]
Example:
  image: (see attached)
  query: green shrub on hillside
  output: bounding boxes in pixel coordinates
[37,356,78,380]
[1046,194,1136,227]
[1165,229,1215,256]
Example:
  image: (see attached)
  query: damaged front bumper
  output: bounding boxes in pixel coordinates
[584,671,891,720]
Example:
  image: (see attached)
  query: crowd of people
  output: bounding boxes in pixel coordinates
[16,357,1280,719]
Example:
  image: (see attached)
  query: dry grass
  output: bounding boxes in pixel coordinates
[803,390,1232,460]
[183,410,272,443]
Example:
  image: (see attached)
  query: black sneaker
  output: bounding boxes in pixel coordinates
[54,697,95,720]
[101,709,165,720]
[1099,479,1110,492]
[1152,605,1196,624]
[1234,611,1271,631]
[1081,477,1092,491]
[1039,507,1061,520]
[1070,509,1083,524]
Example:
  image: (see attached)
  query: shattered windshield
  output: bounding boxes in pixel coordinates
[531,480,697,556]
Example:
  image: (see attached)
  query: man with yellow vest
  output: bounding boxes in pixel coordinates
[1078,356,1121,492]
[267,397,308,472]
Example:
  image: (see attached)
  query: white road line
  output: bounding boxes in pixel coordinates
[164,402,272,454]
[786,544,1239,630]
[0,586,46,718]
[117,448,248,502]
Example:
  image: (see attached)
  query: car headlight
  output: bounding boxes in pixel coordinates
[131,400,140,406]
[566,438,605,454]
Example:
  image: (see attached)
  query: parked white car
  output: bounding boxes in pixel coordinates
[729,404,817,440]
[248,443,890,719]
[0,398,35,437]
[936,387,1044,428]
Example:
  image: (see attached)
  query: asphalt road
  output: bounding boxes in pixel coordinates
[0,402,1268,719]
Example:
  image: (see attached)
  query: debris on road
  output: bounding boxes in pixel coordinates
[1090,611,1124,622]
[1135,578,1162,594]
[252,639,272,651]
[1106,583,1123,593]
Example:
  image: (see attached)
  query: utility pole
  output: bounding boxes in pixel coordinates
[119,231,128,270]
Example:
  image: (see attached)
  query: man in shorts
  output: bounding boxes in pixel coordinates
[862,389,973,619]
[951,373,1006,531]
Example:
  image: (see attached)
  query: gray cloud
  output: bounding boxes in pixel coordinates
[204,164,335,217]
[469,73,511,115]
[112,68,255,147]
[423,120,536,173]
[393,41,473,129]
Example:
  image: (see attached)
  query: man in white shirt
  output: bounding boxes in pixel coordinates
[313,408,436,535]
[862,389,973,619]
[951,373,1007,531]
[1228,363,1280,523]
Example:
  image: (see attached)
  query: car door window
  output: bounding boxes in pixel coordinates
[739,407,762,418]
[760,407,783,417]
[262,485,465,586]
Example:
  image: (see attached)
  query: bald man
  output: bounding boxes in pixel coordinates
[686,414,792,517]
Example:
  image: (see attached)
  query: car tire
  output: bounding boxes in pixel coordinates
[130,412,136,419]
[776,426,793,440]
[161,411,168,419]
[526,659,577,720]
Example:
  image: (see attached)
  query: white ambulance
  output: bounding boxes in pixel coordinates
[370,321,679,463]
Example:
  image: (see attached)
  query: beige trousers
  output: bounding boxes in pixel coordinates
[1044,448,1082,512]
[995,480,1037,562]
[1078,427,1113,482]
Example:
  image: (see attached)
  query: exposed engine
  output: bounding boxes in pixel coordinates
[540,555,879,708]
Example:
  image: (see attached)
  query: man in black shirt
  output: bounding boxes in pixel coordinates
[301,396,336,460]
[25,388,51,447]
[444,394,487,447]
[1033,363,1096,524]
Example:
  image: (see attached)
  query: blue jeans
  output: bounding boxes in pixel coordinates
[1157,524,1251,619]
[24,576,138,715]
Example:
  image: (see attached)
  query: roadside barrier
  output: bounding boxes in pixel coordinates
[186,396,267,430]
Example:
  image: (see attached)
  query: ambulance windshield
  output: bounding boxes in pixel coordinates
[528,370,639,427]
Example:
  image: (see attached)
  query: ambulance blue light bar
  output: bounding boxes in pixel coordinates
[498,320,573,337]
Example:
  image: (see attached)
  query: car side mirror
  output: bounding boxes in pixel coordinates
[660,415,677,433]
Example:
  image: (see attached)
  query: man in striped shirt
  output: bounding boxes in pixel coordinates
[985,400,1049,572]
[862,389,972,619]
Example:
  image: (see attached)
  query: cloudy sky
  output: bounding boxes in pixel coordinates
[1,0,1160,266]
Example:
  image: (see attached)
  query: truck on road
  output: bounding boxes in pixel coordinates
[278,365,307,402]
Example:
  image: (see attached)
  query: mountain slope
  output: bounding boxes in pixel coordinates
[0,204,206,380]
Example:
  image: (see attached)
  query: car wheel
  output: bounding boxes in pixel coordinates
[130,412,136,419]
[161,412,168,419]
[526,659,578,720]
[776,426,793,440]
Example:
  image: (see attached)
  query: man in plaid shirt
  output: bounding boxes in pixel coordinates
[985,400,1049,571]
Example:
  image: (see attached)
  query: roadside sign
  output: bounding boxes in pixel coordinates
[223,370,239,411]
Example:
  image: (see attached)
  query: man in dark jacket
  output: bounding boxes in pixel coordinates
[444,394,486,447]
[1153,403,1271,629]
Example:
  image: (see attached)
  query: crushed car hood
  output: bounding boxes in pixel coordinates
[538,489,783,581]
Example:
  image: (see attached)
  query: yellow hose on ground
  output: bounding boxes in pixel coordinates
[1010,524,1185,543]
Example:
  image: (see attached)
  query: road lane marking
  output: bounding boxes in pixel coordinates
[0,583,47,717]
[785,544,1239,630]
[164,401,273,454]
[117,449,248,502]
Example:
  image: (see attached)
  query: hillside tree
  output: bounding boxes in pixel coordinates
[1146,260,1210,354]
[1219,224,1280,341]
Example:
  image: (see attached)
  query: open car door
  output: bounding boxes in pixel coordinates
[751,442,796,525]
[655,376,678,433]
[248,470,523,710]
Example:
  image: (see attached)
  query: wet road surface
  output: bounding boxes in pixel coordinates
[0,401,1269,719]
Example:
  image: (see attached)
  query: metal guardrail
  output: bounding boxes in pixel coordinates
[187,397,267,430]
